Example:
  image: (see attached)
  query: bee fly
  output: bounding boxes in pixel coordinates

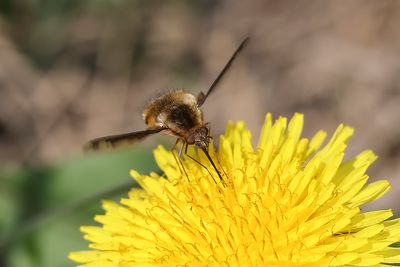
[85,37,249,182]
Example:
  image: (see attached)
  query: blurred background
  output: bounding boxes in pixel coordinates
[1,0,400,266]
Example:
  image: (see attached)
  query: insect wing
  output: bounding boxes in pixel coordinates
[84,128,165,152]
[197,37,249,107]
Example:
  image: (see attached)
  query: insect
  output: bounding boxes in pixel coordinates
[85,37,249,181]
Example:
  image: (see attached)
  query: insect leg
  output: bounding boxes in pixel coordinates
[184,149,218,185]
[183,144,225,186]
[171,138,180,151]
[171,139,190,181]
[178,140,184,158]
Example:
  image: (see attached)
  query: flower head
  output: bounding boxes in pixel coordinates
[70,113,400,266]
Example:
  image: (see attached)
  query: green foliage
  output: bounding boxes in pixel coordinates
[0,148,158,267]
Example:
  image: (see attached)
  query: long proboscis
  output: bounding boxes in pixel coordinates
[200,146,224,184]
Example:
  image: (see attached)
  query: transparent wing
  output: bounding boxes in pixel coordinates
[197,37,250,107]
[84,128,166,152]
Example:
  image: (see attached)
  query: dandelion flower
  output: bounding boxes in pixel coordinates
[70,113,400,266]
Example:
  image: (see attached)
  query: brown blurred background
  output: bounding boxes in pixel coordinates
[1,1,400,265]
[2,1,400,203]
